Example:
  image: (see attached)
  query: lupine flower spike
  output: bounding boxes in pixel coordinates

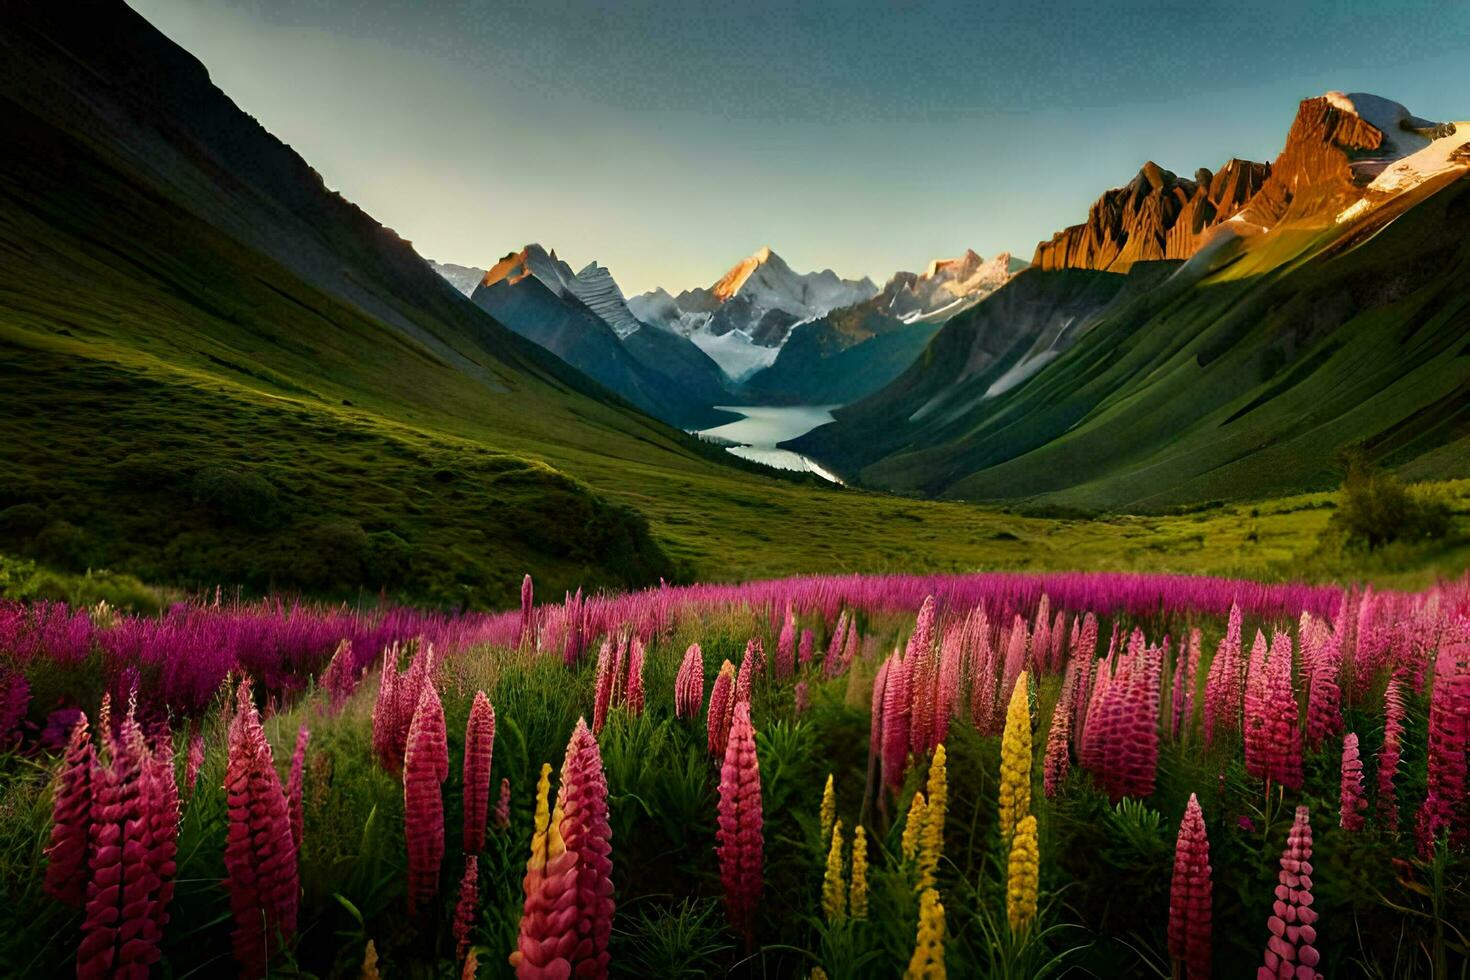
[819,774,835,844]
[464,691,496,853]
[849,825,868,920]
[287,725,310,850]
[917,744,947,891]
[901,791,927,862]
[557,718,615,977]
[404,671,449,916]
[493,778,512,830]
[510,763,577,977]
[707,661,736,758]
[716,701,764,942]
[821,819,846,923]
[454,855,479,964]
[999,672,1032,844]
[1339,734,1366,832]
[43,712,92,906]
[1169,794,1212,980]
[1006,813,1040,936]
[905,887,946,978]
[1258,806,1321,980]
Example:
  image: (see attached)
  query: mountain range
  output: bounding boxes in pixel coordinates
[791,92,1470,510]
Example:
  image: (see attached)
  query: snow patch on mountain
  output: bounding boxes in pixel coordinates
[426,259,485,297]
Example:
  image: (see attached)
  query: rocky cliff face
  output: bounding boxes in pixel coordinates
[1032,158,1269,272]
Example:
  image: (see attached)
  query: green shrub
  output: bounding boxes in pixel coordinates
[189,465,282,529]
[1327,448,1453,550]
[0,503,46,540]
[32,520,88,570]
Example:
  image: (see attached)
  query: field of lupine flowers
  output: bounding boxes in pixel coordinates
[1,571,1468,978]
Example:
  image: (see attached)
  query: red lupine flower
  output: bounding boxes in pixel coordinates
[286,725,310,851]
[1169,793,1212,980]
[454,855,479,964]
[404,672,449,916]
[707,661,737,758]
[1416,640,1469,855]
[675,643,704,720]
[520,574,535,650]
[593,638,613,735]
[1258,806,1322,980]
[794,681,809,716]
[511,763,579,978]
[1043,691,1071,799]
[557,719,615,977]
[464,691,496,853]
[494,777,512,830]
[45,712,94,906]
[775,605,796,680]
[881,651,911,792]
[1339,733,1366,832]
[185,732,205,794]
[716,701,763,942]
[1378,679,1405,831]
[625,636,646,715]
[798,628,814,669]
[223,682,298,977]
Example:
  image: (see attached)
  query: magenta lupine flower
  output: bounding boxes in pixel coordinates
[44,712,94,906]
[775,605,796,681]
[1339,733,1366,832]
[0,665,30,748]
[520,574,535,650]
[1416,641,1469,855]
[675,643,704,720]
[223,682,298,977]
[464,691,496,853]
[1258,806,1322,980]
[716,701,763,942]
[794,681,809,716]
[1169,794,1212,980]
[1043,692,1071,799]
[372,643,429,775]
[1302,617,1342,749]
[493,777,512,829]
[798,628,814,669]
[186,732,205,794]
[143,724,180,952]
[841,623,861,675]
[557,718,615,976]
[881,651,911,792]
[610,632,629,707]
[907,598,938,755]
[286,725,310,850]
[454,855,479,963]
[320,638,359,711]
[1251,633,1303,790]
[1072,613,1098,742]
[1378,678,1405,831]
[707,661,736,758]
[404,675,449,916]
[592,637,614,734]
[1203,604,1243,746]
[625,636,646,715]
[826,611,850,676]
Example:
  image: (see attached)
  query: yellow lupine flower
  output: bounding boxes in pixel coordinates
[916,744,947,890]
[820,773,836,845]
[1006,813,1039,935]
[811,969,830,980]
[849,825,869,920]
[901,790,927,861]
[361,939,380,980]
[904,886,946,979]
[821,818,846,923]
[999,672,1032,844]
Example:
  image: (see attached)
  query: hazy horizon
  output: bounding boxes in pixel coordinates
[131,0,1470,294]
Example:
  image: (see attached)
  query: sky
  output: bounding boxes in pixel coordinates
[131,0,1470,295]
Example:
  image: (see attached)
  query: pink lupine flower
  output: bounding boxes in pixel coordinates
[1302,618,1342,749]
[1416,641,1469,856]
[1258,806,1322,980]
[735,637,764,706]
[1203,604,1243,746]
[286,725,310,850]
[798,628,814,669]
[775,605,796,681]
[707,661,737,758]
[592,637,614,735]
[371,643,430,775]
[464,691,496,853]
[841,622,861,675]
[1001,615,1028,707]
[907,598,938,754]
[1051,609,1067,674]
[1169,794,1212,980]
[935,624,964,744]
[44,712,94,906]
[794,681,809,716]
[968,617,998,734]
[716,701,763,942]
[1249,632,1303,790]
[557,719,615,976]
[454,855,479,964]
[1339,733,1366,832]
[493,777,512,830]
[404,673,449,916]
[870,656,890,781]
[675,644,704,720]
[881,651,912,791]
[1043,692,1071,799]
[520,574,535,650]
[185,732,205,793]
[1378,679,1405,831]
[321,638,359,711]
[511,764,579,978]
[1072,614,1098,742]
[625,636,646,715]
[223,682,298,977]
[144,723,180,947]
[826,611,850,675]
[0,665,30,748]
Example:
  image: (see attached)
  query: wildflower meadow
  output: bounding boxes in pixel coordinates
[1,570,1467,977]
